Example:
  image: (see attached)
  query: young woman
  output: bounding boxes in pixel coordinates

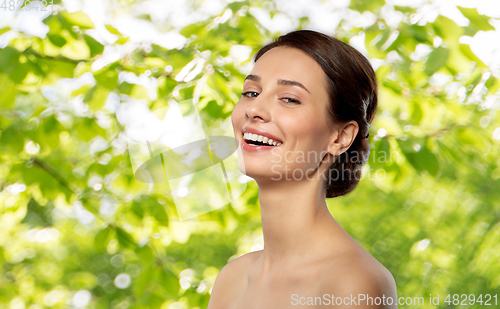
[208,30,397,309]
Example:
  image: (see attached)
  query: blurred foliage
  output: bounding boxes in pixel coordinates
[1,0,500,308]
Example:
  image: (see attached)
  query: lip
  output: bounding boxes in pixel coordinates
[242,126,283,144]
[241,139,279,152]
[240,126,283,152]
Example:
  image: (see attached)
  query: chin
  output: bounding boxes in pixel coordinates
[237,161,273,180]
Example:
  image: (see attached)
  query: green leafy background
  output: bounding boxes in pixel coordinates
[1,0,500,308]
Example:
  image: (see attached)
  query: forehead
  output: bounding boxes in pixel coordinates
[250,46,328,92]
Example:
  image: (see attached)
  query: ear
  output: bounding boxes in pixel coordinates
[327,120,359,156]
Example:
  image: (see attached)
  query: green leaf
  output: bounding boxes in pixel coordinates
[432,16,462,43]
[137,245,155,268]
[227,1,247,13]
[94,69,118,90]
[458,6,495,32]
[402,24,431,44]
[71,84,93,97]
[131,200,144,219]
[349,0,385,12]
[60,38,91,60]
[84,85,108,111]
[67,272,97,290]
[41,115,64,149]
[105,24,121,35]
[237,17,264,47]
[115,35,129,45]
[21,198,53,227]
[485,76,500,94]
[425,47,449,76]
[44,59,77,78]
[436,139,463,164]
[75,117,106,142]
[83,34,104,57]
[394,6,415,13]
[455,127,489,154]
[9,62,30,83]
[61,11,95,29]
[459,44,486,68]
[0,75,17,108]
[411,100,423,124]
[130,84,149,100]
[150,201,169,227]
[23,162,63,201]
[161,270,180,297]
[95,226,112,251]
[465,72,482,95]
[48,34,67,47]
[81,199,99,215]
[0,126,24,154]
[105,24,129,44]
[0,46,20,74]
[158,77,177,98]
[382,79,402,95]
[374,29,391,50]
[0,27,10,36]
[118,81,134,95]
[399,140,440,176]
[135,265,153,297]
[371,137,391,168]
[180,22,206,38]
[133,196,169,226]
[43,15,62,33]
[116,227,136,248]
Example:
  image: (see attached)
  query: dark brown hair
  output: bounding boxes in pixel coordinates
[254,30,378,198]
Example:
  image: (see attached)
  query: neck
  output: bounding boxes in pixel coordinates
[255,177,345,268]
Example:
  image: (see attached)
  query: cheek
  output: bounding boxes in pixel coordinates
[231,102,244,130]
[287,113,331,161]
[287,112,329,145]
[299,128,327,155]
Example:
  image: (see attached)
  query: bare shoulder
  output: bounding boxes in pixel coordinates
[207,251,260,308]
[319,249,397,308]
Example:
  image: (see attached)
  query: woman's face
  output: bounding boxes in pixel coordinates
[231,46,335,183]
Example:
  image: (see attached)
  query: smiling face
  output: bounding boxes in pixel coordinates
[231,46,337,184]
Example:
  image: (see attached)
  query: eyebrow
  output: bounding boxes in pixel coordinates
[277,78,310,93]
[245,74,261,82]
[244,74,310,93]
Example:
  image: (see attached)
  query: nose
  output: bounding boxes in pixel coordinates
[244,94,271,122]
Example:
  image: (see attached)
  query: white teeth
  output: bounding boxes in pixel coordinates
[243,132,282,146]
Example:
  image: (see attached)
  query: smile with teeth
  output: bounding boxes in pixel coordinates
[243,133,282,146]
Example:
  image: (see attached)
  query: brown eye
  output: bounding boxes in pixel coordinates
[282,97,301,104]
[242,91,259,98]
